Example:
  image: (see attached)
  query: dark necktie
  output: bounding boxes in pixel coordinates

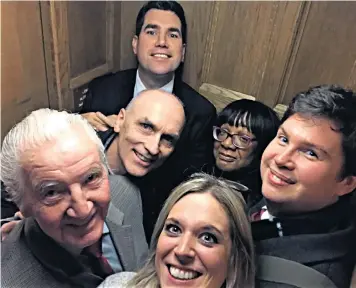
[81,238,114,278]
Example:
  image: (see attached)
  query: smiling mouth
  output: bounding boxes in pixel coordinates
[151,53,171,59]
[218,152,236,162]
[168,265,201,280]
[134,150,155,164]
[269,169,296,185]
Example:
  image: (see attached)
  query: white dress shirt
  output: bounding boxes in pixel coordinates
[133,70,174,98]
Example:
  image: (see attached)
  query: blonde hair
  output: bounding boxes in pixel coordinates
[1,108,108,206]
[129,173,255,288]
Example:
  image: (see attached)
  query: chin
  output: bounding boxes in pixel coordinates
[127,167,150,177]
[149,65,178,76]
[216,162,234,172]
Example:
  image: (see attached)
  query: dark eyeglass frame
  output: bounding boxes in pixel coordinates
[213,126,256,149]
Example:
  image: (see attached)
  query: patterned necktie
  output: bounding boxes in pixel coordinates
[82,238,114,278]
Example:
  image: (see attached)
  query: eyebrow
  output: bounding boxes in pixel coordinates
[279,126,329,156]
[143,24,182,36]
[166,217,225,238]
[33,166,103,191]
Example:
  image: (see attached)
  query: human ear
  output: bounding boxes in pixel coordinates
[114,109,126,133]
[132,35,138,55]
[336,175,356,196]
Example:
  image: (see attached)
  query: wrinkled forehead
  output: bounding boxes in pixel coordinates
[21,129,101,172]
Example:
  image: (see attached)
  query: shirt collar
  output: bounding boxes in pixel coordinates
[103,221,110,235]
[133,69,174,98]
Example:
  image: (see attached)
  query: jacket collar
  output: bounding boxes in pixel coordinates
[105,203,137,271]
[253,198,355,264]
[24,218,103,288]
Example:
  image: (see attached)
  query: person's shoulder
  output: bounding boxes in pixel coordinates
[1,221,62,287]
[89,68,136,90]
[109,175,140,196]
[178,81,216,115]
[98,272,136,288]
[108,175,141,210]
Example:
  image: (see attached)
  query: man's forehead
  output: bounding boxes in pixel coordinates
[142,9,182,30]
[282,114,342,154]
[22,131,100,169]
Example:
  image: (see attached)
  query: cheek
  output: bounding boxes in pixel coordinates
[34,204,66,230]
[261,142,276,164]
[155,234,173,273]
[213,142,220,155]
[93,180,111,207]
[156,234,171,257]
[198,246,230,276]
[297,162,331,185]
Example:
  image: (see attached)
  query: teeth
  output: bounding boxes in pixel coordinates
[169,266,198,280]
[135,152,151,162]
[153,54,168,58]
[272,174,287,184]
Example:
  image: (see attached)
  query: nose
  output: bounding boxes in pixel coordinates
[274,148,295,170]
[145,135,160,156]
[221,135,236,149]
[155,31,168,47]
[66,184,93,219]
[174,234,195,264]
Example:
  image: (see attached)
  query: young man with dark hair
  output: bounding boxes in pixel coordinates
[252,85,356,288]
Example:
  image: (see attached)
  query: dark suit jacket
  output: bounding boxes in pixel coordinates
[1,175,148,288]
[82,68,216,239]
[251,198,356,288]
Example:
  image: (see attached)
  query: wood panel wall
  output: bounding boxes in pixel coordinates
[1,2,49,140]
[280,2,356,104]
[119,1,356,107]
[2,1,356,134]
[203,1,304,107]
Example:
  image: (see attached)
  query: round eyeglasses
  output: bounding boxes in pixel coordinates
[213,126,256,149]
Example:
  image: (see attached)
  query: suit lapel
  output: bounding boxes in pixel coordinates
[24,218,103,287]
[105,203,137,271]
[120,69,136,108]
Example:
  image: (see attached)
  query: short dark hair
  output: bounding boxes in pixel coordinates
[282,85,356,178]
[216,99,281,169]
[135,1,187,44]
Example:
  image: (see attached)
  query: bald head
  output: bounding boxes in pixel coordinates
[127,89,184,117]
[113,89,186,176]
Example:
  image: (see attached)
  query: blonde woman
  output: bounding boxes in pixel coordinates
[99,173,255,288]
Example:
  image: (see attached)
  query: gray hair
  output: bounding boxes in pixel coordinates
[1,108,108,206]
[129,173,255,288]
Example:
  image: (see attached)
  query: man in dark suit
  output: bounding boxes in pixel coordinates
[81,1,216,239]
[1,109,147,288]
[251,85,356,288]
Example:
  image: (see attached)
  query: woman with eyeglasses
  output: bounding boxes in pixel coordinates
[213,99,280,207]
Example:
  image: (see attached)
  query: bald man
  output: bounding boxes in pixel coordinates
[104,89,185,176]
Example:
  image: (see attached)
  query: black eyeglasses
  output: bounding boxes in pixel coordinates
[213,126,256,149]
